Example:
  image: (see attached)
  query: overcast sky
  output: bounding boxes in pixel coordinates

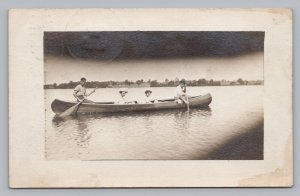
[44,52,263,84]
[44,31,264,84]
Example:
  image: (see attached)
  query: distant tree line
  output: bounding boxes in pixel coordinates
[44,78,263,89]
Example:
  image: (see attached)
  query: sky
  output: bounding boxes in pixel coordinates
[44,31,264,84]
[44,52,263,84]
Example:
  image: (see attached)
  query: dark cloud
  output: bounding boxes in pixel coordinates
[44,31,264,61]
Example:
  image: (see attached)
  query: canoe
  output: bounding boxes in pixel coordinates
[51,93,212,115]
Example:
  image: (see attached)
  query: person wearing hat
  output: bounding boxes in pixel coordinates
[138,89,158,104]
[115,89,134,104]
[73,77,95,103]
[144,90,153,103]
[175,79,188,104]
[144,90,152,103]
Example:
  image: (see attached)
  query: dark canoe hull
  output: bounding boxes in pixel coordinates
[51,93,212,115]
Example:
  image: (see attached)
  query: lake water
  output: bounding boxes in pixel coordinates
[45,86,263,160]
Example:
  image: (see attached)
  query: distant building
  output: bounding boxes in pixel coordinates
[220,80,231,86]
[139,82,151,87]
[112,82,150,88]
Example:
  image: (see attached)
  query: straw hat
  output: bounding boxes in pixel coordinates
[119,88,128,93]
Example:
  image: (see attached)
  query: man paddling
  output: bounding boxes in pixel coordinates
[175,79,188,104]
[73,77,95,103]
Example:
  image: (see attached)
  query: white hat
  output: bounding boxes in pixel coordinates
[119,88,128,93]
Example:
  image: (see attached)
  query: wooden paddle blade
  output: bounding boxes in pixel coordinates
[59,103,80,117]
[57,87,96,117]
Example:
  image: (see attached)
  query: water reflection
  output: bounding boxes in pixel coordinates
[75,115,92,148]
[52,115,93,150]
[51,107,212,157]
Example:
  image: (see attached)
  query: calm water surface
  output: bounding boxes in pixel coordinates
[45,86,263,160]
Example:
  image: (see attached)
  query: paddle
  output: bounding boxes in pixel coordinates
[59,87,98,117]
[183,85,189,111]
[178,93,190,111]
[186,94,190,112]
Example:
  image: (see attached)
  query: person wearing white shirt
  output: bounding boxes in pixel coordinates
[73,77,94,103]
[137,90,158,104]
[175,79,188,104]
[144,90,153,103]
[115,89,135,104]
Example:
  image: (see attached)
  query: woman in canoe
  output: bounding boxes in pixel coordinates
[140,90,159,104]
[115,89,135,104]
[144,90,153,103]
[73,77,94,103]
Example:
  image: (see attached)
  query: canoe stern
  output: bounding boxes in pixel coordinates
[51,99,77,115]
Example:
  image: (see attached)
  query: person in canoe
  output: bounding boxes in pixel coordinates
[115,89,135,104]
[73,77,95,103]
[144,90,153,103]
[141,89,159,103]
[175,79,189,104]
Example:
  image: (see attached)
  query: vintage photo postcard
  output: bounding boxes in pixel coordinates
[9,8,292,187]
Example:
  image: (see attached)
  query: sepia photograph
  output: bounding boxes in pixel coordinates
[44,31,264,160]
[9,8,292,187]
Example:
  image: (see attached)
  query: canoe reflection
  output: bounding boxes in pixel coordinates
[51,107,212,147]
[52,106,212,124]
